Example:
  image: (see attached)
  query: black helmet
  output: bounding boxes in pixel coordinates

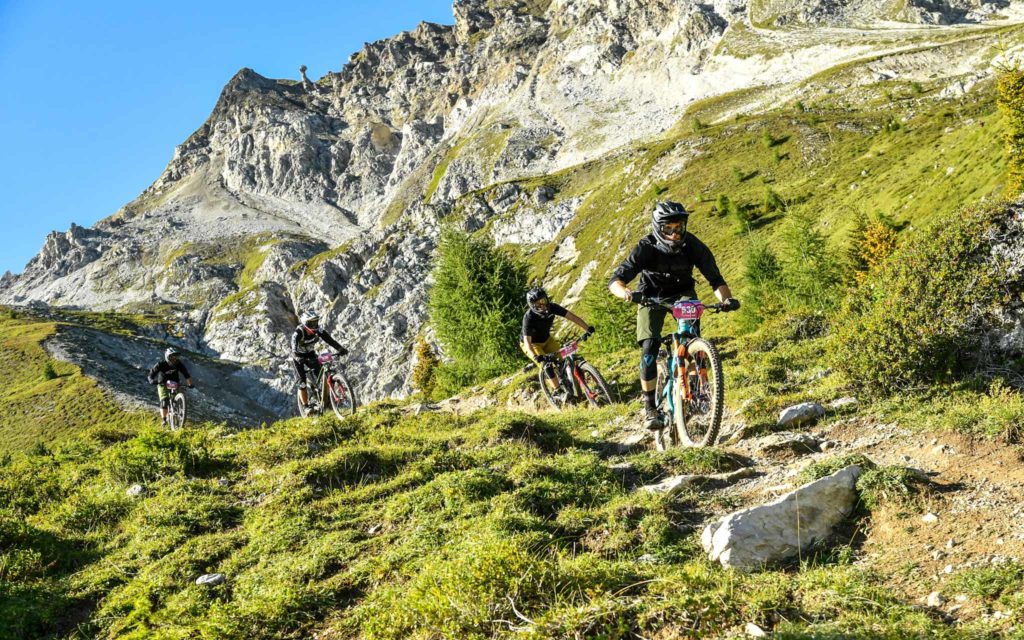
[526,287,552,317]
[651,201,689,254]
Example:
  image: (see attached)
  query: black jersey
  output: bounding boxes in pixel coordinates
[147,360,190,385]
[610,233,726,299]
[521,303,568,342]
[291,325,344,357]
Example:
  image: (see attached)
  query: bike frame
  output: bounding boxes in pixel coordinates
[546,337,598,402]
[656,300,715,418]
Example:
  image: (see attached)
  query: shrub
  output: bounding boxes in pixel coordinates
[846,214,898,283]
[428,228,528,392]
[715,194,732,216]
[762,188,785,215]
[996,65,1024,197]
[742,239,784,327]
[778,210,842,313]
[731,165,744,184]
[761,129,775,148]
[795,100,807,112]
[411,336,439,398]
[42,362,57,380]
[691,118,706,133]
[830,202,1006,392]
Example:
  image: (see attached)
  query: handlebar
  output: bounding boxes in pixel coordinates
[637,298,729,313]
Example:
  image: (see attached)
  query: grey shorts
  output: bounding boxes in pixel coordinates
[636,292,697,343]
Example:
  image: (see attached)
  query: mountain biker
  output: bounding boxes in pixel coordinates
[521,286,594,400]
[608,201,739,429]
[292,312,347,411]
[147,347,194,425]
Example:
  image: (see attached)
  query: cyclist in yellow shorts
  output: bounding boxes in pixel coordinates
[521,286,593,402]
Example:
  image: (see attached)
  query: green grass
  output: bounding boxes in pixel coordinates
[0,400,978,639]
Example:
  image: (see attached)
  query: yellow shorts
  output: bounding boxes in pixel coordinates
[521,336,559,364]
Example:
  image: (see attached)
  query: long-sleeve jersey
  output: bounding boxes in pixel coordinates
[610,233,727,299]
[291,325,344,357]
[148,360,191,385]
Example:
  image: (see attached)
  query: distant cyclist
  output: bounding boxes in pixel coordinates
[521,286,594,400]
[147,347,194,425]
[608,201,739,429]
[292,312,347,411]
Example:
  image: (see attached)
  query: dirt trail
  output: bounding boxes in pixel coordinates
[714,416,1024,619]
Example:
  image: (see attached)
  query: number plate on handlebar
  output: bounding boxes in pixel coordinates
[166,381,178,390]
[318,353,333,364]
[559,342,578,358]
[672,301,704,321]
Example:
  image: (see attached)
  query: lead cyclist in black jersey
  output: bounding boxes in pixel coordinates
[608,201,740,429]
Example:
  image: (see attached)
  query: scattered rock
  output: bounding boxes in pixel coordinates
[641,468,757,497]
[701,465,862,571]
[126,484,146,498]
[828,397,858,410]
[922,513,939,524]
[195,573,226,586]
[927,591,946,607]
[745,622,768,637]
[217,477,231,487]
[755,432,822,456]
[777,402,826,428]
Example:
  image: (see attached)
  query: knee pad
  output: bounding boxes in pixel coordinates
[640,339,660,381]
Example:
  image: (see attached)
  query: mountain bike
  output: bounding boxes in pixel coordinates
[164,380,188,430]
[537,334,614,410]
[297,352,358,419]
[643,299,727,449]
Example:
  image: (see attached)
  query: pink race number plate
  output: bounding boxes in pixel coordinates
[672,301,704,321]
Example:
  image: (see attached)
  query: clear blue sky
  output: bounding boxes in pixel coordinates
[0,0,455,275]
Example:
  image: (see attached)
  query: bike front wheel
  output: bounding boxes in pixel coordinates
[677,338,724,447]
[170,393,187,430]
[577,362,613,407]
[538,363,567,411]
[328,374,358,418]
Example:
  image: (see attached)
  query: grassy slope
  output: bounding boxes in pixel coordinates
[0,397,990,640]
[0,313,152,453]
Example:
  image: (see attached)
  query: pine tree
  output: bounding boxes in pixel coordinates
[428,228,527,392]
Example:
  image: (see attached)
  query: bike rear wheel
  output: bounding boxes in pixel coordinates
[538,363,567,411]
[577,362,613,407]
[677,338,724,447]
[297,387,321,417]
[328,374,358,418]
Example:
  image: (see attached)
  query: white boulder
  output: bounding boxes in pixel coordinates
[777,402,826,428]
[701,465,862,571]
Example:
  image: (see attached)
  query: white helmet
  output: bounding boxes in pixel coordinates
[300,312,319,330]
